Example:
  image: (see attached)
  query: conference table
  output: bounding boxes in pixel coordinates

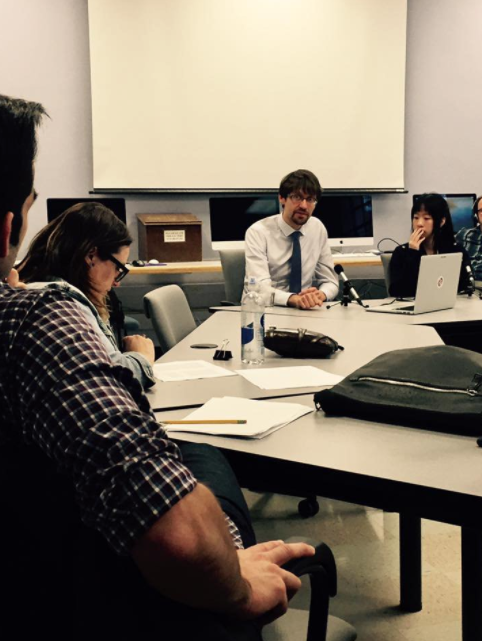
[147,309,482,641]
[212,293,482,324]
[146,311,442,411]
[212,293,482,352]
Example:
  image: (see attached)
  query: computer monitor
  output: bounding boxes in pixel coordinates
[412,193,476,234]
[314,195,373,248]
[46,198,127,224]
[210,196,280,250]
[210,194,374,250]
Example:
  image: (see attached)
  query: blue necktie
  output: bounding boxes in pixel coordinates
[289,231,302,294]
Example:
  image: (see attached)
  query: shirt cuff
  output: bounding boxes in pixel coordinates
[274,290,292,307]
[225,514,244,549]
[319,287,337,302]
[129,352,157,389]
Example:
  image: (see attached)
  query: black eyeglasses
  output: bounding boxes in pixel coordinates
[288,193,318,205]
[107,254,130,283]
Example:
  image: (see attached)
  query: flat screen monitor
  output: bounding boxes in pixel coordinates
[412,193,476,234]
[314,195,373,248]
[210,194,374,250]
[210,196,280,250]
[46,198,127,224]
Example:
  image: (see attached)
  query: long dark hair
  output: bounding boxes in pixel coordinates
[411,193,456,252]
[18,202,132,319]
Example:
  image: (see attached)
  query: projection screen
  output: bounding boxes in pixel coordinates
[88,0,407,191]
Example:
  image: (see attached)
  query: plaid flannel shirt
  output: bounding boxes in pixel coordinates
[0,285,242,554]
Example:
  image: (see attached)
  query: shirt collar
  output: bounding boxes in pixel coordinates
[277,213,307,237]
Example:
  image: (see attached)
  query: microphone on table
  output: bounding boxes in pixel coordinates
[334,264,368,308]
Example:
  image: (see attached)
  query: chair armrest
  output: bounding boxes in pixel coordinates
[220,300,239,306]
[283,542,337,597]
[283,542,337,641]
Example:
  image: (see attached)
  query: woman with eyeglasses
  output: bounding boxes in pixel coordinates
[17,202,156,389]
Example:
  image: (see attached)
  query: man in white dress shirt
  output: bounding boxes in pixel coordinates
[245,169,338,309]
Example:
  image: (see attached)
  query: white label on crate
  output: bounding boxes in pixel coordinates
[164,229,186,243]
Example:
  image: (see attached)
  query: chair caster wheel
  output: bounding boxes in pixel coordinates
[298,497,319,518]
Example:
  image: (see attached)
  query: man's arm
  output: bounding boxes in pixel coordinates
[132,482,314,619]
[245,225,291,306]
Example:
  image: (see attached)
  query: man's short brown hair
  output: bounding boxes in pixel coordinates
[279,169,322,201]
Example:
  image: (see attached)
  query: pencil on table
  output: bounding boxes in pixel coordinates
[162,419,247,425]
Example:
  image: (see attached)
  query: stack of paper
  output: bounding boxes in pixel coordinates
[235,365,344,390]
[153,360,236,382]
[161,396,313,439]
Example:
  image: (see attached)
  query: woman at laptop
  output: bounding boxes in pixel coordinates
[17,202,156,389]
[389,192,472,298]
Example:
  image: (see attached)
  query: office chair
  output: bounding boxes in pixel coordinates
[380,253,392,295]
[219,248,246,304]
[144,285,196,353]
[265,542,357,641]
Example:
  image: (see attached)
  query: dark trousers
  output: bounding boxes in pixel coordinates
[177,441,257,549]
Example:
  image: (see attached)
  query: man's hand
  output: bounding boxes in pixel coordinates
[236,540,315,624]
[3,268,27,289]
[288,287,326,309]
[132,485,314,619]
[409,228,425,250]
[123,334,156,364]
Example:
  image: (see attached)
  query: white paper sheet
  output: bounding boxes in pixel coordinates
[153,360,237,382]
[160,396,313,438]
[235,366,343,390]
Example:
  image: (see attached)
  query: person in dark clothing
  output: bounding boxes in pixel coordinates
[455,195,482,280]
[389,192,472,298]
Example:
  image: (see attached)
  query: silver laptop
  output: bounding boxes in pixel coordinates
[367,253,462,315]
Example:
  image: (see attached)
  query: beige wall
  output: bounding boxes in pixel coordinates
[2,0,482,258]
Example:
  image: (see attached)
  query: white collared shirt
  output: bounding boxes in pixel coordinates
[245,213,338,306]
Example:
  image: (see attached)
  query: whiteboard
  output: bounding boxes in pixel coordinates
[88,0,407,191]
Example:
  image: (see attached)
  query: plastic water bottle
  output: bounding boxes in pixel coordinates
[241,277,265,364]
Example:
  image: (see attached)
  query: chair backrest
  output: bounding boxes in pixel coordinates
[219,249,246,304]
[144,285,196,353]
[380,253,392,295]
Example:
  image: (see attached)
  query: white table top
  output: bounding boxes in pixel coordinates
[156,394,482,512]
[146,311,443,411]
[212,293,482,326]
[152,297,482,639]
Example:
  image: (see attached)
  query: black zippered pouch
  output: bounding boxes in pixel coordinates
[264,327,344,359]
[314,345,482,441]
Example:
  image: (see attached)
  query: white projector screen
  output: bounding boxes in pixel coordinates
[88,0,407,191]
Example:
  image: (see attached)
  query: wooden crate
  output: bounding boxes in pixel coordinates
[137,213,202,262]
